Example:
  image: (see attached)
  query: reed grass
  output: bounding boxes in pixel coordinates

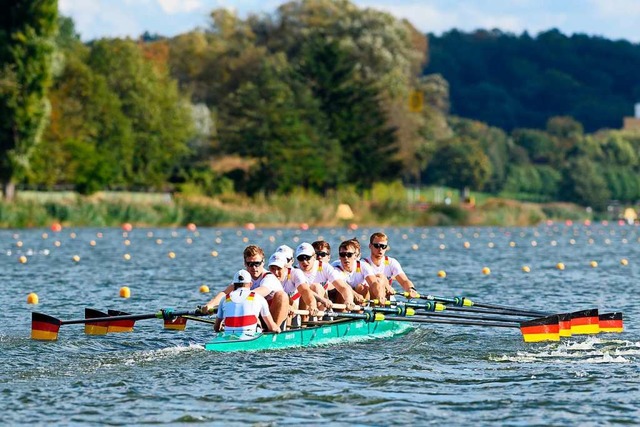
[0,187,592,229]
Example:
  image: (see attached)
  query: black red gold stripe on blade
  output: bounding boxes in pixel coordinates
[31,312,61,341]
[599,312,624,333]
[85,308,110,335]
[520,315,560,342]
[164,316,188,330]
[570,309,600,335]
[107,310,135,333]
[557,313,573,337]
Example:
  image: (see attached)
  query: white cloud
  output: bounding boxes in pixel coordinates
[156,0,206,14]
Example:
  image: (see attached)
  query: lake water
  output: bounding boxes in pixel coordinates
[1,224,639,425]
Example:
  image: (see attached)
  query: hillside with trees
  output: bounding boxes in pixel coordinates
[426,29,640,132]
[2,0,640,220]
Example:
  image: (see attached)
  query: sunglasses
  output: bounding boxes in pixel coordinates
[339,252,355,258]
[315,252,329,258]
[372,243,388,250]
[245,260,263,267]
[297,255,313,262]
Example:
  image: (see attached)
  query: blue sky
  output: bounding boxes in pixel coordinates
[59,0,640,43]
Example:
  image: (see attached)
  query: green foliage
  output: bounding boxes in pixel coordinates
[424,136,492,192]
[427,29,638,132]
[0,0,58,198]
[559,156,611,210]
[87,39,194,188]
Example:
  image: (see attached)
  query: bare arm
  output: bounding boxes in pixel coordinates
[214,318,223,332]
[395,273,418,297]
[366,274,386,305]
[262,315,281,333]
[203,283,234,312]
[332,278,357,307]
[297,283,319,314]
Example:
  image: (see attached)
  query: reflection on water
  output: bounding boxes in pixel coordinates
[1,224,639,424]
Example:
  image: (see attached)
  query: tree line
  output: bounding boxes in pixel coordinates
[2,0,640,212]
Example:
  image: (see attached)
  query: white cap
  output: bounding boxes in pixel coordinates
[295,242,314,258]
[268,252,287,269]
[233,269,252,284]
[275,245,294,260]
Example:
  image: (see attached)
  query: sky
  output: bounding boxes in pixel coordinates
[59,0,640,44]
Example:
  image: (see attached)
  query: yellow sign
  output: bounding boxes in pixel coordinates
[409,90,424,112]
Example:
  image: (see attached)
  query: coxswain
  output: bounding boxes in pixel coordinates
[202,245,289,327]
[214,269,281,335]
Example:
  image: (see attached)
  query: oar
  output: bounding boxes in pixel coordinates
[400,292,623,335]
[31,308,201,341]
[401,291,548,316]
[384,313,561,342]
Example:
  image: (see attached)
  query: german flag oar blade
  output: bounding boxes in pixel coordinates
[164,316,188,331]
[570,309,599,335]
[32,312,62,341]
[558,313,572,337]
[520,315,560,342]
[107,310,135,333]
[599,312,623,333]
[85,308,110,335]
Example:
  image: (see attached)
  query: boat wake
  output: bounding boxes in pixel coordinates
[491,336,639,364]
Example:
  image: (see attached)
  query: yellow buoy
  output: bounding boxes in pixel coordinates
[621,258,629,266]
[411,244,419,250]
[211,250,218,257]
[72,255,80,263]
[590,261,598,268]
[463,241,470,249]
[522,265,530,273]
[168,251,176,259]
[27,292,39,304]
[482,267,491,275]
[123,253,131,261]
[199,285,210,293]
[90,240,96,247]
[119,286,131,298]
[437,270,447,278]
[19,255,27,264]
[556,262,565,270]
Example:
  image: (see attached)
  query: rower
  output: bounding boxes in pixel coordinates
[267,252,320,322]
[294,242,362,309]
[333,239,386,305]
[363,232,419,298]
[312,240,331,264]
[275,244,295,267]
[201,245,289,328]
[214,269,281,335]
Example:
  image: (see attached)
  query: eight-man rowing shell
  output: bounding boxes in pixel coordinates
[204,317,414,352]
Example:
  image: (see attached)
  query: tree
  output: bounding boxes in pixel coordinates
[559,156,610,210]
[294,36,399,189]
[0,0,58,200]
[86,39,194,188]
[217,54,337,194]
[424,137,492,195]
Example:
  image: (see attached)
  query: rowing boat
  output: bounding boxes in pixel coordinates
[204,317,414,352]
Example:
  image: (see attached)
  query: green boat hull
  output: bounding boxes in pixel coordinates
[204,318,413,352]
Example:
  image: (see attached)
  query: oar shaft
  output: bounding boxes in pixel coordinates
[61,310,198,325]
[385,316,520,328]
[443,306,545,317]
[471,301,548,316]
[413,310,529,324]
